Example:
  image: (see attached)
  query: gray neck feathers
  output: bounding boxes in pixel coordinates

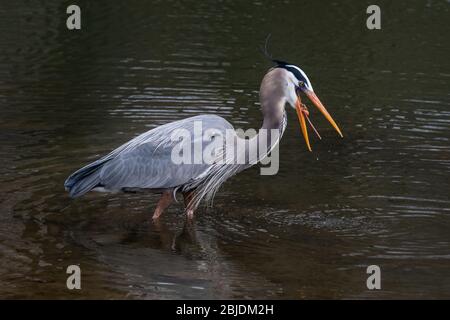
[186,69,288,208]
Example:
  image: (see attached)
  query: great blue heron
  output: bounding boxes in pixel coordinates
[64,60,343,219]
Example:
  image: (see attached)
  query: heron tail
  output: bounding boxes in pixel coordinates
[64,160,108,198]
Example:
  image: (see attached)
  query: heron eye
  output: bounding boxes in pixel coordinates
[298,81,305,87]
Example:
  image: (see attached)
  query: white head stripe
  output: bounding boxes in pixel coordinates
[286,64,313,90]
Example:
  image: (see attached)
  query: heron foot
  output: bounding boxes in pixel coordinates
[182,191,196,220]
[152,210,162,220]
[186,209,194,220]
[152,190,174,220]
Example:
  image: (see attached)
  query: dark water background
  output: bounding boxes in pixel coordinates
[0,0,449,299]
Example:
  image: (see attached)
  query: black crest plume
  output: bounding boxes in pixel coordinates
[260,34,290,67]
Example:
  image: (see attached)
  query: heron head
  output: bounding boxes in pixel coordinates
[275,61,343,151]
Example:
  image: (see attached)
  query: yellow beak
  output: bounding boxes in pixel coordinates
[295,97,312,152]
[295,90,343,152]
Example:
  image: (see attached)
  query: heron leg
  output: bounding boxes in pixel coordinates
[152,191,174,220]
[182,191,196,219]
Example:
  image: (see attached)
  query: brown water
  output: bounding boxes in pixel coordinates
[0,0,449,299]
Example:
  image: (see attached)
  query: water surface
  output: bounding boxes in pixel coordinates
[0,0,449,298]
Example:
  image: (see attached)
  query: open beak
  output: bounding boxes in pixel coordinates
[304,89,343,138]
[295,96,312,152]
[295,90,343,152]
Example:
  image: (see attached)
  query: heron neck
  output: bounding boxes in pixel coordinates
[241,99,286,165]
[239,70,288,165]
[262,109,286,131]
[260,91,287,134]
[259,103,287,151]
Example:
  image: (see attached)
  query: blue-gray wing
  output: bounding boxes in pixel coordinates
[96,115,234,191]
